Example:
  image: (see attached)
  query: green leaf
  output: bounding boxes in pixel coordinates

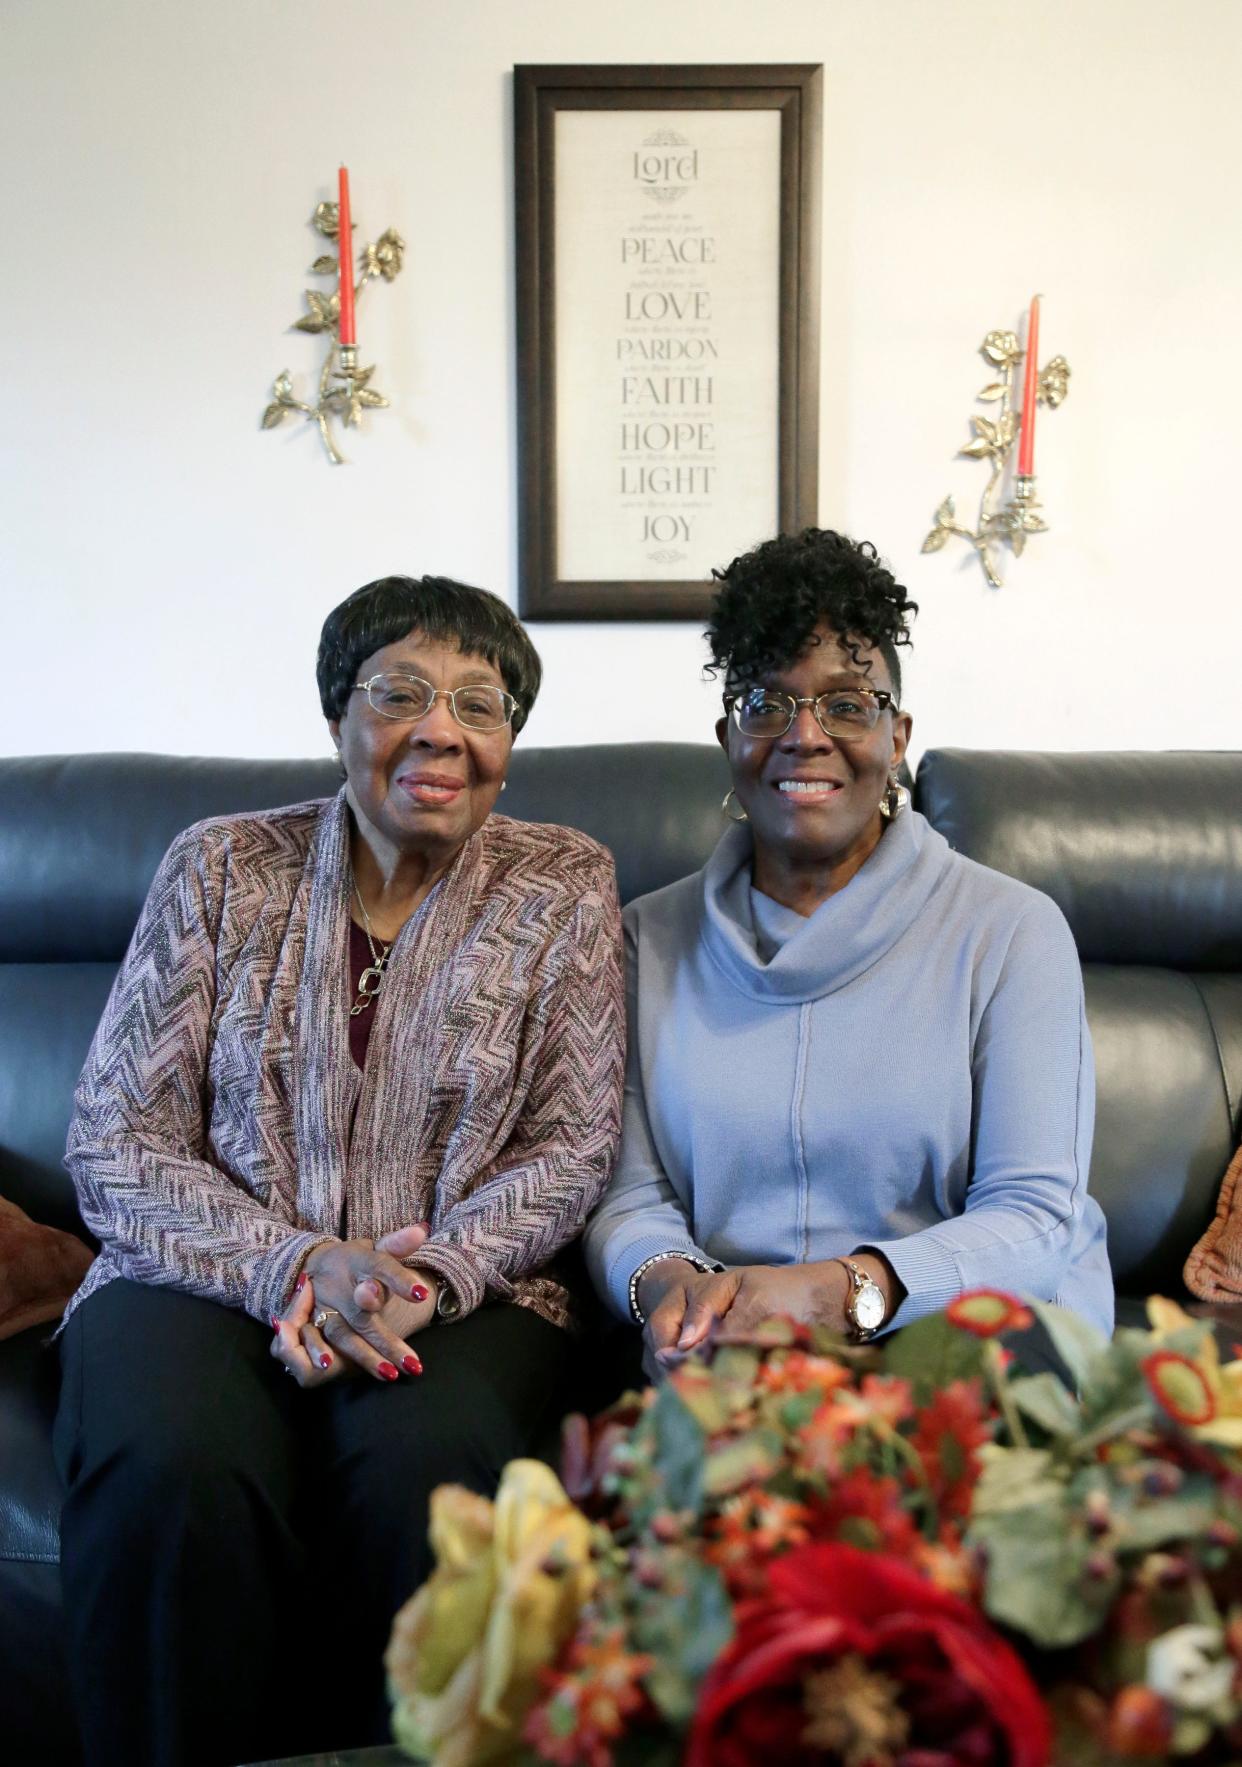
[1116,1496,1218,1553]
[672,1363,729,1435]
[1027,1298,1109,1395]
[971,1444,1065,1517]
[973,1505,1114,1647]
[633,1557,733,1726]
[882,1311,987,1404]
[1009,1372,1081,1439]
[710,1346,762,1417]
[1076,1328,1152,1432]
[703,1429,783,1497]
[641,1385,705,1522]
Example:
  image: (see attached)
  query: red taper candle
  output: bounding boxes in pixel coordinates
[1017,294,1040,477]
[337,165,356,347]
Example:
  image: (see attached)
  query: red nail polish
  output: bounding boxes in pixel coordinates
[319,1353,333,1370]
[295,1273,308,1293]
[402,1354,423,1377]
[377,1361,399,1382]
[410,1284,429,1304]
[270,1316,280,1332]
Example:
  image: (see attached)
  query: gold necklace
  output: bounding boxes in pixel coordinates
[350,884,392,1018]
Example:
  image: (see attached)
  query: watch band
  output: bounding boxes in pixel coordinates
[629,1251,726,1325]
[837,1257,884,1340]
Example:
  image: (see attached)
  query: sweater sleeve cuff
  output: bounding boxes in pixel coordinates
[604,1232,718,1324]
[411,1240,493,1320]
[246,1231,339,1325]
[863,1234,964,1329]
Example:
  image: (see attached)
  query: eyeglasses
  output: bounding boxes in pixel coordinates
[725,685,895,741]
[353,672,517,731]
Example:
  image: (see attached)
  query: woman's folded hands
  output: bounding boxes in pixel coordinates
[640,1258,864,1368]
[269,1223,439,1387]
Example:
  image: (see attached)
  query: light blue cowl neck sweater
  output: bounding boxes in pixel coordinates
[583,806,1114,1336]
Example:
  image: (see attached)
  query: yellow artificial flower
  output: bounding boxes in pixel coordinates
[1145,1298,1242,1447]
[386,1460,598,1766]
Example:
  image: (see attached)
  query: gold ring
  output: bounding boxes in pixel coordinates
[312,1307,341,1332]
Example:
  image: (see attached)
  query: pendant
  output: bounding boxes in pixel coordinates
[349,953,388,1018]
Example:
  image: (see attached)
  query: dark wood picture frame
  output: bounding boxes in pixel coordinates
[514,64,822,621]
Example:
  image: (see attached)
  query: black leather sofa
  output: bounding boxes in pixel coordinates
[2,745,1240,1762]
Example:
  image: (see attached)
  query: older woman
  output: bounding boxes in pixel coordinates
[584,528,1111,1371]
[55,575,624,1767]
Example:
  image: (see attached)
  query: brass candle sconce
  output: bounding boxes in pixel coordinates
[922,322,1070,588]
[261,197,405,465]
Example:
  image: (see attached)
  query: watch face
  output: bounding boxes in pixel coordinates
[854,1282,886,1331]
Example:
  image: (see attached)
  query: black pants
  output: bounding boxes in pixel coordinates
[54,1280,572,1767]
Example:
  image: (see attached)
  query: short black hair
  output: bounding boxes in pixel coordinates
[317,575,542,734]
[705,528,917,703]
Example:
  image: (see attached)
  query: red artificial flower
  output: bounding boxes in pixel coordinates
[857,1372,916,1428]
[910,1379,992,1519]
[757,1349,852,1397]
[525,1623,653,1767]
[705,1490,814,1597]
[911,1527,980,1601]
[812,1467,922,1558]
[946,1290,1035,1338]
[687,1542,1051,1767]
[797,1396,862,1480]
[1141,1350,1217,1427]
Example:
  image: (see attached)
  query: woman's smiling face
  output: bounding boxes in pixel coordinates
[329,628,514,867]
[716,623,912,887]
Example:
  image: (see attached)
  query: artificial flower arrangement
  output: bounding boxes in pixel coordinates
[386,1293,1242,1766]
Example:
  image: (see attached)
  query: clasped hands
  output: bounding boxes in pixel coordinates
[638,1254,896,1370]
[270,1223,438,1388]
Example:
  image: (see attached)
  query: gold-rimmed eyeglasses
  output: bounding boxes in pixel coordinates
[352,672,517,731]
[725,685,895,741]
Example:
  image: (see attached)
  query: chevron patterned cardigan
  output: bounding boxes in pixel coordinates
[64,790,625,1332]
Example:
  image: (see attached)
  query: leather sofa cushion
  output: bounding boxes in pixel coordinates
[0,964,116,1229]
[915,750,1242,970]
[0,746,730,964]
[0,1324,62,1563]
[1086,966,1238,1294]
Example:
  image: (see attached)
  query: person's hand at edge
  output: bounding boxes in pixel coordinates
[639,1259,743,1367]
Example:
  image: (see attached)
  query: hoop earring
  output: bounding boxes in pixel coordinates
[879,779,910,821]
[722,789,749,823]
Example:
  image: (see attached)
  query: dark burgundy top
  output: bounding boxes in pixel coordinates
[347,920,384,1069]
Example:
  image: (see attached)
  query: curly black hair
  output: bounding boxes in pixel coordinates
[317,575,542,734]
[705,528,917,702]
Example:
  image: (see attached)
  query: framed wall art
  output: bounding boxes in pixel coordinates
[515,64,822,620]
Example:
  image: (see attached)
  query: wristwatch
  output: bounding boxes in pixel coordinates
[836,1258,887,1339]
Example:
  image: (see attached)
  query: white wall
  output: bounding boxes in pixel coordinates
[3,0,1239,765]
